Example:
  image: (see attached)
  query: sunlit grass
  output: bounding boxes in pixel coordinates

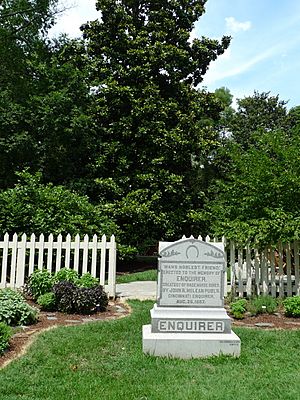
[116,269,157,284]
[0,301,300,400]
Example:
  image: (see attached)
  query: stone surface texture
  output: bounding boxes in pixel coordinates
[142,237,241,358]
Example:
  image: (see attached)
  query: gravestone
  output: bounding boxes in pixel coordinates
[142,237,241,358]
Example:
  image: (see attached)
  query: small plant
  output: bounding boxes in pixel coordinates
[283,296,300,317]
[37,292,56,311]
[52,281,77,313]
[27,269,54,300]
[248,296,278,316]
[52,281,108,314]
[54,268,79,284]
[77,273,99,288]
[0,322,12,355]
[0,289,38,326]
[230,299,248,319]
[73,286,108,314]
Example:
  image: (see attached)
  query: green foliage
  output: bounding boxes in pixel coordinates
[248,296,277,316]
[28,269,108,313]
[73,286,108,314]
[77,0,230,249]
[52,281,108,314]
[283,296,300,317]
[37,292,56,311]
[0,322,12,355]
[0,171,118,238]
[0,1,63,188]
[230,296,278,319]
[54,268,79,285]
[206,126,300,246]
[27,269,54,300]
[226,91,289,150]
[77,273,99,288]
[52,281,76,313]
[0,289,38,326]
[230,299,247,319]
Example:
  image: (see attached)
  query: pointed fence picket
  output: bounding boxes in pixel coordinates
[227,240,300,298]
[182,235,300,298]
[0,233,117,298]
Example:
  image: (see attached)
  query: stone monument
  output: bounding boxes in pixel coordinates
[142,237,241,358]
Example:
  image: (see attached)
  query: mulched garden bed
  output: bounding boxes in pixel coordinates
[0,300,130,369]
[231,312,300,330]
[1,301,300,369]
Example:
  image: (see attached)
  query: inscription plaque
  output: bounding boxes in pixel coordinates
[158,240,225,308]
[142,237,241,358]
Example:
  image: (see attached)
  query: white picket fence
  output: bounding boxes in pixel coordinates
[185,235,300,298]
[0,233,117,298]
[228,240,300,298]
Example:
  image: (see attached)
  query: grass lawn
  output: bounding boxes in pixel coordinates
[116,269,157,284]
[1,301,300,400]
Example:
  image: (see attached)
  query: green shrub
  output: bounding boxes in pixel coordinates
[52,281,76,313]
[248,296,278,316]
[0,322,12,355]
[283,296,300,317]
[27,269,54,300]
[54,268,79,285]
[77,273,99,288]
[0,289,38,325]
[37,292,56,311]
[74,286,108,314]
[52,281,108,314]
[0,170,119,238]
[230,299,248,319]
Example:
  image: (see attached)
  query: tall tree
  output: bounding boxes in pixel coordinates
[79,0,230,250]
[226,91,289,149]
[205,128,300,246]
[0,0,62,188]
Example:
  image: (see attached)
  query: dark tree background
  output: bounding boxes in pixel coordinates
[3,0,299,253]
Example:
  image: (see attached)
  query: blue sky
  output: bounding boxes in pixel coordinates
[50,0,300,108]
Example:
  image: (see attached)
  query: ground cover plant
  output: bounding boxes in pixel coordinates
[230,296,279,319]
[0,323,12,355]
[0,301,300,400]
[283,296,300,317]
[0,288,38,326]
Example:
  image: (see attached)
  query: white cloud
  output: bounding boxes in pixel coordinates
[225,16,252,33]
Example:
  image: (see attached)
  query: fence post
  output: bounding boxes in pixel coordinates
[107,235,117,298]
[47,234,54,273]
[37,234,45,270]
[222,236,228,297]
[270,245,276,297]
[16,233,27,288]
[28,233,36,276]
[246,242,252,297]
[229,240,236,296]
[91,234,98,278]
[278,241,284,297]
[295,240,300,296]
[100,234,107,286]
[0,233,9,288]
[9,234,18,288]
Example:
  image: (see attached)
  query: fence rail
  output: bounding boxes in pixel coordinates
[228,240,300,298]
[0,233,116,298]
[184,235,300,298]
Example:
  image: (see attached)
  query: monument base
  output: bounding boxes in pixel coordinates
[142,324,241,359]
